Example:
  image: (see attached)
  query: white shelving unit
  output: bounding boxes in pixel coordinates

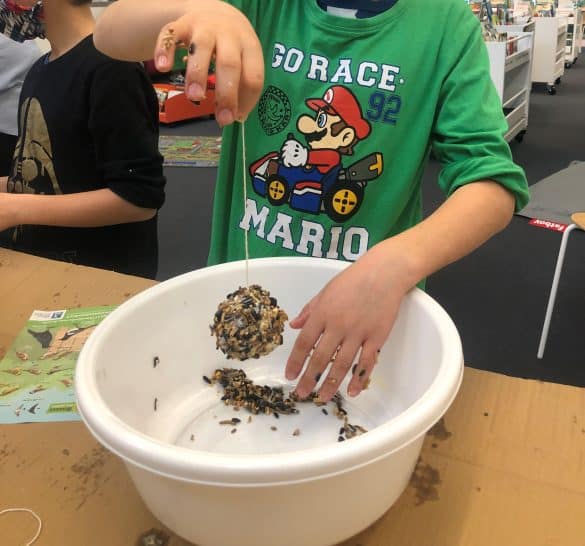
[531,16,569,94]
[497,21,535,33]
[485,31,534,143]
[557,7,583,67]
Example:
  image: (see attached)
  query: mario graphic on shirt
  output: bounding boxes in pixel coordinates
[250,85,383,223]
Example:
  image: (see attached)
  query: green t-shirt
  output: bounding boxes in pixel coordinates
[208,0,529,265]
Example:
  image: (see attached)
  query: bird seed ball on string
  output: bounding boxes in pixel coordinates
[210,284,288,360]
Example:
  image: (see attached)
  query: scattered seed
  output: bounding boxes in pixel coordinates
[153,356,160,368]
[204,368,299,416]
[154,398,158,411]
[352,364,357,375]
[206,368,369,443]
[203,375,212,384]
[315,372,322,382]
[231,428,237,434]
[219,418,241,426]
[359,369,366,378]
[190,434,195,442]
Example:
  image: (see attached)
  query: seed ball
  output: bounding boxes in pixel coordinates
[210,284,288,360]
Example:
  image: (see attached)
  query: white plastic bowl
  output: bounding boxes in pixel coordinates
[75,257,463,546]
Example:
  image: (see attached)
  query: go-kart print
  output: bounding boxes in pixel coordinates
[249,85,384,223]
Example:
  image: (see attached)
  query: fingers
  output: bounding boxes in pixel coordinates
[285,319,323,382]
[214,35,243,126]
[318,342,360,402]
[154,22,181,72]
[348,343,380,397]
[154,14,264,127]
[288,330,382,401]
[289,302,312,330]
[286,307,382,401]
[239,36,265,120]
[184,33,214,102]
[292,333,341,399]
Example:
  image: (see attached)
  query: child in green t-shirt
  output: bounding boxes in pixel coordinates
[94,0,529,400]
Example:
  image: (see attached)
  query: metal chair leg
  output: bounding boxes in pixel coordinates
[537,223,578,359]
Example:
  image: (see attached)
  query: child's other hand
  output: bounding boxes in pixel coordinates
[284,255,412,402]
[154,0,264,126]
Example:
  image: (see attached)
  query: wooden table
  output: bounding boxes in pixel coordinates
[1,248,584,546]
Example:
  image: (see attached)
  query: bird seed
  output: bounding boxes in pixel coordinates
[210,285,288,361]
[204,368,368,442]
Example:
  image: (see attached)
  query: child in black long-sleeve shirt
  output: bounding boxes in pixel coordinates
[0,0,165,278]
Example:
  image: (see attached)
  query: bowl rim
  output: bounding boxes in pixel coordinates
[75,257,463,486]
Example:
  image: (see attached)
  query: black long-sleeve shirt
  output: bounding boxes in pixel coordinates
[8,35,166,278]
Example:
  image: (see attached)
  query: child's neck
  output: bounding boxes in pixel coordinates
[44,5,95,61]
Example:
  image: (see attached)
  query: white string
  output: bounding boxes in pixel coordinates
[241,120,249,287]
[0,508,42,546]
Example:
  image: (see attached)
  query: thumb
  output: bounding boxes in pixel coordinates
[289,301,312,329]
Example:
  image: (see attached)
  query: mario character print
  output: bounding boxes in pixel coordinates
[250,85,383,223]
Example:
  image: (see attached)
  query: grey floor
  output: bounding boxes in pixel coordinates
[158,62,585,387]
[157,118,220,280]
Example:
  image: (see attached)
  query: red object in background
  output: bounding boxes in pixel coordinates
[154,74,216,124]
[529,218,568,232]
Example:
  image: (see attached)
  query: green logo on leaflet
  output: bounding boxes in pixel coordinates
[258,85,291,136]
[47,402,77,414]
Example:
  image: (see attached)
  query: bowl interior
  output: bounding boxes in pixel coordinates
[78,258,454,459]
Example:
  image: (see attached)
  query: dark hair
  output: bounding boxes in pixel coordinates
[69,0,92,4]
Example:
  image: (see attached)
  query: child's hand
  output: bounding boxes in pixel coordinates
[284,255,412,402]
[154,0,264,126]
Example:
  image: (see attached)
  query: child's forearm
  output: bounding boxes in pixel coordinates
[2,188,156,229]
[94,0,197,61]
[361,181,515,291]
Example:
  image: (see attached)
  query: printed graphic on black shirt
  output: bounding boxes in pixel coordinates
[250,85,383,223]
[8,97,61,196]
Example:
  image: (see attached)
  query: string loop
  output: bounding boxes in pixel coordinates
[241,120,249,286]
[0,508,42,546]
